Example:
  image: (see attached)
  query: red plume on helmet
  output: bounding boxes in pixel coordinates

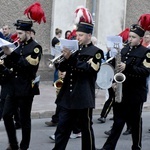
[10,33,18,42]
[118,28,130,43]
[74,6,93,24]
[138,14,150,31]
[68,29,77,40]
[24,2,46,24]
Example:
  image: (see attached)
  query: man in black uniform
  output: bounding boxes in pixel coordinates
[98,24,150,150]
[52,7,104,150]
[2,20,42,150]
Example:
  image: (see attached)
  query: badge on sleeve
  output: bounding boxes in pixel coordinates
[34,48,40,54]
[146,52,150,58]
[143,52,150,68]
[95,53,101,59]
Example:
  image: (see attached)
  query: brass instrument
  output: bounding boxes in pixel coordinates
[54,78,63,90]
[0,39,20,59]
[54,78,64,95]
[113,43,126,103]
[49,53,64,68]
[49,49,78,68]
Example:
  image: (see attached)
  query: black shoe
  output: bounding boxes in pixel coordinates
[97,117,106,123]
[45,121,58,127]
[104,129,112,135]
[109,117,114,120]
[6,144,19,150]
[148,129,150,132]
[122,128,132,135]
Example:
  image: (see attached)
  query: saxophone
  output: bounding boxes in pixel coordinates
[113,43,126,103]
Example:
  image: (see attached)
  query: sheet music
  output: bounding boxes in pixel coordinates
[0,38,16,49]
[106,36,123,49]
[59,38,79,51]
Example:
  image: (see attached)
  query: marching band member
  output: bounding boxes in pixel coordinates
[2,20,42,150]
[52,6,104,150]
[98,22,150,150]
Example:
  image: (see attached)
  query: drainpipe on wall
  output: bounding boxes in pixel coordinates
[91,0,96,36]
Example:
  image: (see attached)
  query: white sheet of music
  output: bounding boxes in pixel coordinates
[106,35,123,49]
[59,38,79,51]
[0,38,16,49]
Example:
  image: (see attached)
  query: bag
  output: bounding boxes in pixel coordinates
[32,75,40,95]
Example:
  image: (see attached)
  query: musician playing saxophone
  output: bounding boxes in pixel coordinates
[99,24,150,150]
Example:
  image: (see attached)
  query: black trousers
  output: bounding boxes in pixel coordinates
[100,88,115,118]
[102,101,143,150]
[52,107,96,150]
[3,95,34,150]
[52,105,61,123]
[52,105,81,134]
[0,98,5,120]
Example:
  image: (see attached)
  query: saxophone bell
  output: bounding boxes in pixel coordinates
[114,73,126,103]
[114,72,126,83]
[54,78,63,90]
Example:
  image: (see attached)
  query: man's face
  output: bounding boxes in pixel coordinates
[76,31,91,45]
[144,34,150,44]
[16,30,27,42]
[2,25,10,36]
[128,32,142,47]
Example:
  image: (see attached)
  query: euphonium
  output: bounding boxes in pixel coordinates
[113,43,126,103]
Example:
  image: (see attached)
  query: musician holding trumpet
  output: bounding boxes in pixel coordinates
[98,22,150,150]
[1,20,42,150]
[52,7,104,150]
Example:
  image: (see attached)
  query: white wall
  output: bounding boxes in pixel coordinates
[97,0,127,52]
[51,0,86,39]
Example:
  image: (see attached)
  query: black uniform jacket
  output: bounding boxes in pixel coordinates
[55,42,104,109]
[3,38,42,97]
[121,44,150,103]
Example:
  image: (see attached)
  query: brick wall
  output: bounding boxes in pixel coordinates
[0,0,53,81]
[126,0,150,27]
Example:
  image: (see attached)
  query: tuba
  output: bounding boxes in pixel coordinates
[113,43,126,103]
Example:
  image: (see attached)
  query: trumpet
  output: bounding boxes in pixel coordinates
[49,49,78,68]
[49,53,64,67]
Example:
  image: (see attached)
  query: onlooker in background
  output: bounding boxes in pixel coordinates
[0,29,4,39]
[68,29,77,40]
[142,31,150,48]
[65,30,71,39]
[2,25,12,42]
[51,28,62,84]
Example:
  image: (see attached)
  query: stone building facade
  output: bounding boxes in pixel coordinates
[0,0,149,81]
